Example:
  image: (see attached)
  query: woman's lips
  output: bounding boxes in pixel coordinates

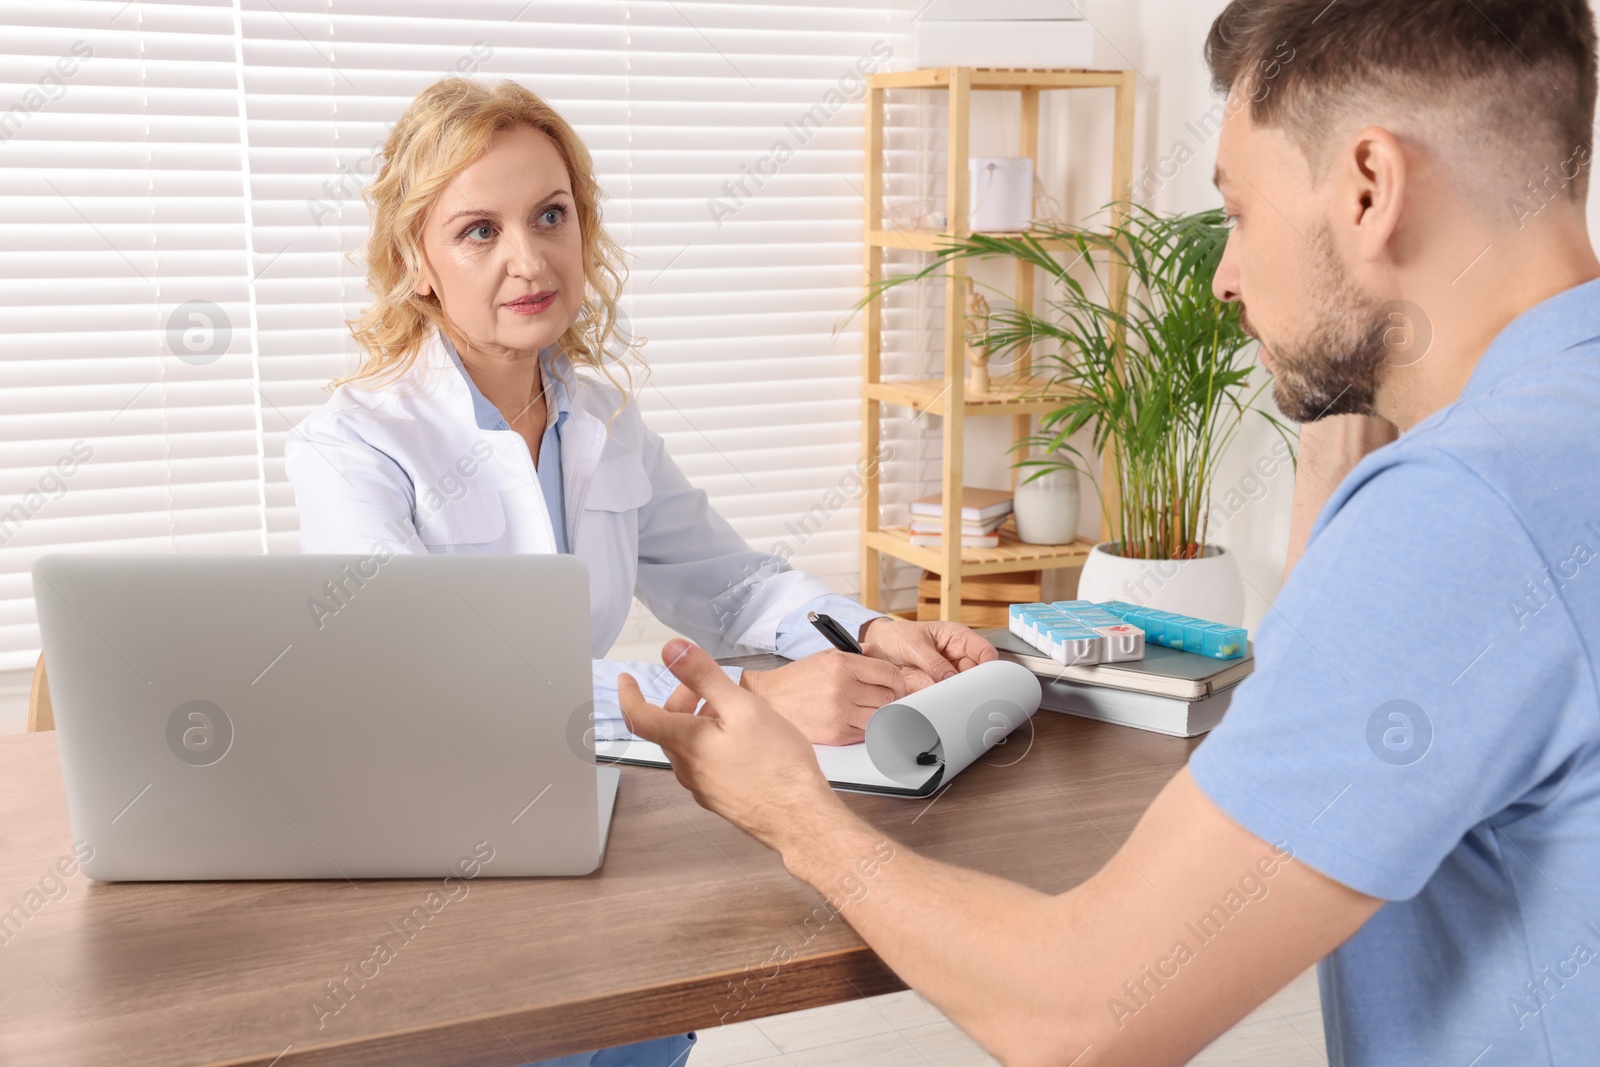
[503,291,557,316]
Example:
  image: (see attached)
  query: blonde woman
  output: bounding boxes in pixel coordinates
[285,78,997,1065]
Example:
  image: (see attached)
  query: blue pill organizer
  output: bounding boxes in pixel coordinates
[1008,600,1247,664]
[1096,601,1248,659]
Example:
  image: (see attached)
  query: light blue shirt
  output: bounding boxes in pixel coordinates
[447,342,571,554]
[1190,279,1600,1066]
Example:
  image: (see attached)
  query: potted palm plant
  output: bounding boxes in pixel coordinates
[866,205,1294,624]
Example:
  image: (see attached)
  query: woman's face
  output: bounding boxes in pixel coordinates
[415,124,585,357]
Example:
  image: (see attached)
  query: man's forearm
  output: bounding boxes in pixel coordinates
[777,803,1087,1066]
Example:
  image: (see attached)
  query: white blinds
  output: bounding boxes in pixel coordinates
[0,0,266,672]
[0,0,920,671]
[615,2,909,590]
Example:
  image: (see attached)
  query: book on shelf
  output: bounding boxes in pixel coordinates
[908,532,1000,549]
[908,514,1008,537]
[909,487,1014,523]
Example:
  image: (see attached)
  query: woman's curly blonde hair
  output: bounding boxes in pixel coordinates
[339,77,637,391]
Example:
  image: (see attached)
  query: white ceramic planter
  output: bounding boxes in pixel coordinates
[1076,542,1245,626]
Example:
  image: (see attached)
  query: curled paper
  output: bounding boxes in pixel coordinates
[597,658,1044,797]
[865,659,1043,788]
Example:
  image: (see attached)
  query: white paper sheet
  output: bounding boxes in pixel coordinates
[595,660,1042,796]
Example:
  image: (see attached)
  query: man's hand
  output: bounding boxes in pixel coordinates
[620,640,849,852]
[622,643,1383,1067]
[737,650,907,745]
[860,617,998,691]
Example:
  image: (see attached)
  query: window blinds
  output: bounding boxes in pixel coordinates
[0,0,921,671]
[0,0,265,672]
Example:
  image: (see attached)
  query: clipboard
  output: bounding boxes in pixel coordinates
[594,659,1043,798]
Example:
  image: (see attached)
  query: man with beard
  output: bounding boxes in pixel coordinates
[620,2,1600,1064]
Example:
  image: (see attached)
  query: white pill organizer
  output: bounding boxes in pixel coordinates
[1008,600,1249,667]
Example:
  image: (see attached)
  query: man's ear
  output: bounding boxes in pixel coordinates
[1346,125,1407,265]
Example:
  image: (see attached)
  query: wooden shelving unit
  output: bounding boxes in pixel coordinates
[859,67,1136,621]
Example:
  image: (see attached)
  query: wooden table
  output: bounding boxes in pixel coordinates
[0,656,1201,1066]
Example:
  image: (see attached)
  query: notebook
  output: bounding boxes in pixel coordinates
[908,515,1008,536]
[909,487,1015,523]
[983,627,1253,701]
[1040,675,1236,737]
[595,660,1042,798]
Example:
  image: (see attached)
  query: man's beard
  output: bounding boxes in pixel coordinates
[1247,227,1395,424]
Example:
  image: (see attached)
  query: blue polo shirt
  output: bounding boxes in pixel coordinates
[1190,279,1600,1066]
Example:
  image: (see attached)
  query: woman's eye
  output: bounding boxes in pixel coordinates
[540,206,566,227]
[1223,213,1240,231]
[463,222,494,241]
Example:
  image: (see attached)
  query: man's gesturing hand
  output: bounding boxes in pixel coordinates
[619,640,847,852]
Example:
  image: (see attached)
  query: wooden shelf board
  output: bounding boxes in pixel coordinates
[866,375,1077,416]
[866,228,1083,252]
[866,521,1094,577]
[871,68,1128,91]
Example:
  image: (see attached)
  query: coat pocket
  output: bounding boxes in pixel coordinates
[414,490,507,547]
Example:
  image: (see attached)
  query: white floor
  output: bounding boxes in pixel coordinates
[690,967,1325,1067]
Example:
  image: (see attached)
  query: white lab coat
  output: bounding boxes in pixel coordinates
[285,327,880,722]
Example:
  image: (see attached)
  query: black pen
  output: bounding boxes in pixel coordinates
[807,611,863,655]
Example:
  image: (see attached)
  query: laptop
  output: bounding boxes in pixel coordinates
[32,554,620,881]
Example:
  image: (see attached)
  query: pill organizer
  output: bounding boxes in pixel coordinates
[1008,600,1248,665]
[1096,601,1248,659]
[1007,600,1145,666]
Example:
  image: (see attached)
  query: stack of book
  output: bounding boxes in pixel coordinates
[907,488,1014,549]
[984,624,1255,738]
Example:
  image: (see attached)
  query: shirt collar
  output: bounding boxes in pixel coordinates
[438,329,572,435]
[1463,276,1600,399]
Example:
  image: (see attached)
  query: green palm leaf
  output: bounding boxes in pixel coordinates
[852,202,1294,560]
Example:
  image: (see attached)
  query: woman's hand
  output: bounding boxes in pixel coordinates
[736,650,908,746]
[859,617,998,691]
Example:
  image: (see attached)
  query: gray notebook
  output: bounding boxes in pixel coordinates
[982,627,1254,702]
[1040,676,1236,737]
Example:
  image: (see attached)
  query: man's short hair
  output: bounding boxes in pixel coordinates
[1206,0,1599,201]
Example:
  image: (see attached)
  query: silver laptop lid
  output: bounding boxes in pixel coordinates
[34,553,610,880]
